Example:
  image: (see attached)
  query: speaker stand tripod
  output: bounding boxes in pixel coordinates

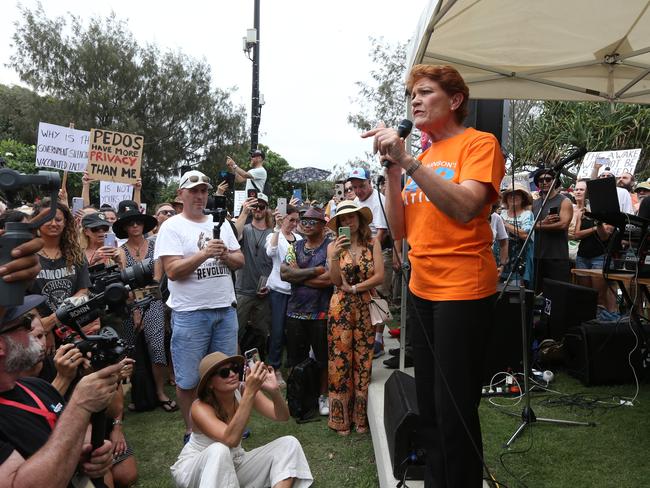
[500,164,595,448]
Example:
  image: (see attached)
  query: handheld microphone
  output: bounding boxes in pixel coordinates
[551,147,587,173]
[382,119,413,168]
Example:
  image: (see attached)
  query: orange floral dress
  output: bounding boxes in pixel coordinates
[327,246,376,433]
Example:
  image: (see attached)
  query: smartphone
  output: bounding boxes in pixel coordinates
[104,232,117,248]
[257,275,268,293]
[72,197,84,214]
[335,183,344,199]
[219,170,235,190]
[338,226,351,247]
[244,348,261,371]
[548,207,559,215]
[292,188,302,202]
[277,197,287,216]
[247,189,259,199]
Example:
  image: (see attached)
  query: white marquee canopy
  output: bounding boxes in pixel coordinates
[408,0,650,104]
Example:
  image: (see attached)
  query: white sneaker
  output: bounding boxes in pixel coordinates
[318,395,329,416]
[275,370,286,389]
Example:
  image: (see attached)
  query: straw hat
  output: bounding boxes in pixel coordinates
[501,183,533,207]
[326,200,373,232]
[197,351,245,396]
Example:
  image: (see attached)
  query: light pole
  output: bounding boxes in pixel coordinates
[243,0,261,151]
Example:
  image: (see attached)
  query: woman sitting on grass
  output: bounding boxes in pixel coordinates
[170,352,313,488]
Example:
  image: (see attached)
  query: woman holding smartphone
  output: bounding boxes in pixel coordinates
[80,212,123,267]
[113,200,176,412]
[325,201,384,435]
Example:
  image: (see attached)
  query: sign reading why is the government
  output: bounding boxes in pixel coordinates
[87,129,143,184]
[35,122,90,172]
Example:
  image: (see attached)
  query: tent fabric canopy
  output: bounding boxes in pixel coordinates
[408,0,650,104]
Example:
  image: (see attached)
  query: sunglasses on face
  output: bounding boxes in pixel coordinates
[128,220,144,226]
[538,177,554,183]
[252,204,268,211]
[89,226,109,233]
[186,175,211,184]
[158,210,176,216]
[1,316,32,335]
[216,364,243,379]
[300,219,321,227]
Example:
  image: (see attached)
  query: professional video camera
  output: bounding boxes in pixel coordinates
[55,258,158,369]
[0,166,61,306]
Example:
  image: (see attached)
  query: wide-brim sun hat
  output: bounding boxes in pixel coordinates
[635,181,650,192]
[197,351,245,397]
[112,200,158,239]
[326,200,373,232]
[501,183,533,207]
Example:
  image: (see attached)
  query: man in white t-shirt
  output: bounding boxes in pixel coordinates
[226,149,268,193]
[347,167,393,358]
[154,170,244,441]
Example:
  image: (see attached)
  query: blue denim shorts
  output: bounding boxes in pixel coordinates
[171,307,238,390]
[575,254,605,270]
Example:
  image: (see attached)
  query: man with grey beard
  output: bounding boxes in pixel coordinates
[0,295,133,488]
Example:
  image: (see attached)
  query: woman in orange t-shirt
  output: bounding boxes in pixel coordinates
[363,64,505,488]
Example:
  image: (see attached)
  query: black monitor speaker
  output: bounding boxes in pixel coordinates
[483,285,534,383]
[383,371,425,481]
[466,99,505,145]
[542,279,598,340]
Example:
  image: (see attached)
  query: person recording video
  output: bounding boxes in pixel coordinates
[363,64,505,487]
[0,294,133,488]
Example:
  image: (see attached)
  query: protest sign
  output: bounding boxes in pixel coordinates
[100,181,134,208]
[577,149,642,179]
[88,129,143,184]
[234,190,246,217]
[36,122,90,172]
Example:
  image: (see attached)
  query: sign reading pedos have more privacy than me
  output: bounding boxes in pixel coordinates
[87,129,143,184]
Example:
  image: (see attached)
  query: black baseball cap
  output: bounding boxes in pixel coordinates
[0,295,45,332]
[81,212,110,229]
[250,149,265,160]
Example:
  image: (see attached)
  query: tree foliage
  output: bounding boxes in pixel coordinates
[508,100,650,178]
[9,5,249,204]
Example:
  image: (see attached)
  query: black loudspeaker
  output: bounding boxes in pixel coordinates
[383,370,425,481]
[565,321,650,386]
[483,285,534,383]
[466,99,505,145]
[542,279,597,340]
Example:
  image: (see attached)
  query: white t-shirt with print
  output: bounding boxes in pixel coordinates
[245,167,267,192]
[154,214,240,311]
[355,188,387,238]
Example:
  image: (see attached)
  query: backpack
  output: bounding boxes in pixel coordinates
[286,357,320,423]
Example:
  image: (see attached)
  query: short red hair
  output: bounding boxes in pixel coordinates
[407,64,470,124]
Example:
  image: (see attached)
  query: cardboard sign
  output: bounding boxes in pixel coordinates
[233,190,246,217]
[99,181,134,208]
[88,129,143,184]
[577,149,642,179]
[36,122,90,172]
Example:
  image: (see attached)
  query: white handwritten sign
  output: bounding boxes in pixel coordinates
[100,181,134,208]
[577,149,642,179]
[233,190,246,217]
[36,122,90,172]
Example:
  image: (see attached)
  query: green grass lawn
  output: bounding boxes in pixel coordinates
[124,372,649,488]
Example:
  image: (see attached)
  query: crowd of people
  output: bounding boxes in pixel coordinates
[0,60,644,488]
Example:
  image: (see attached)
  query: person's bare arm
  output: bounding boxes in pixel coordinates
[280,263,325,284]
[222,249,244,271]
[536,198,573,231]
[81,172,92,207]
[133,178,142,205]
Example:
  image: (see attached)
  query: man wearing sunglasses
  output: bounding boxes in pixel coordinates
[532,168,574,293]
[147,203,177,245]
[280,207,333,416]
[154,170,244,442]
[0,294,132,487]
[232,193,273,356]
[226,149,267,195]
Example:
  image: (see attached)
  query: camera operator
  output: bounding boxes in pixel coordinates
[154,170,244,444]
[0,295,132,488]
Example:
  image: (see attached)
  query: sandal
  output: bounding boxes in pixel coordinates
[158,399,179,412]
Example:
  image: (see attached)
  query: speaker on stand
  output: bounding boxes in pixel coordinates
[383,370,425,481]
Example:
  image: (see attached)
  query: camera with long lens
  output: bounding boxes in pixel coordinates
[55,258,157,368]
[0,167,61,306]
